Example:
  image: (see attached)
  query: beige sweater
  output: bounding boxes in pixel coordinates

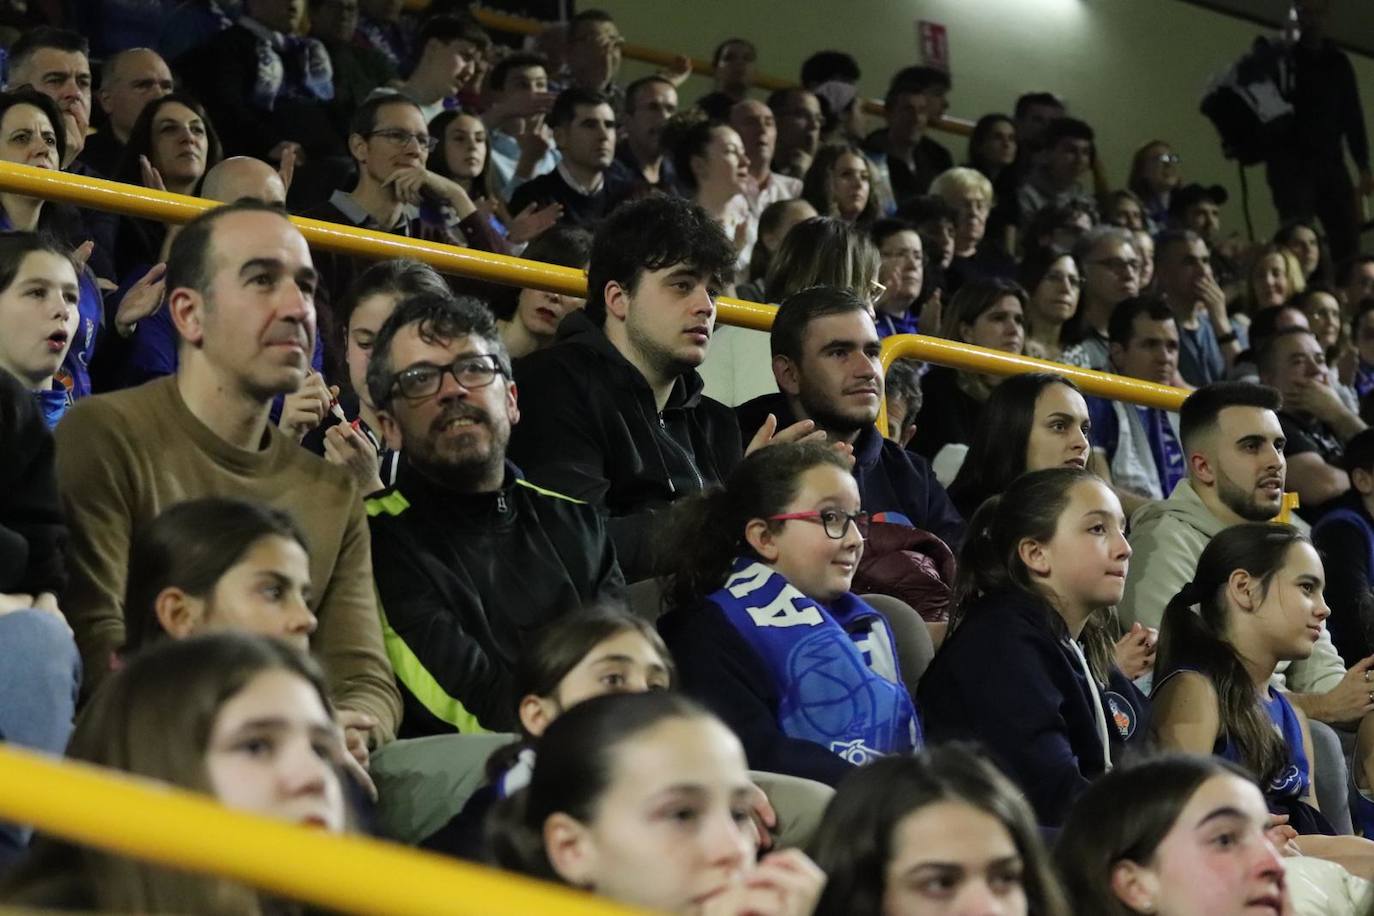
[54,377,402,742]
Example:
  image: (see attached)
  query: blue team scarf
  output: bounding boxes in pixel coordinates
[707,559,921,764]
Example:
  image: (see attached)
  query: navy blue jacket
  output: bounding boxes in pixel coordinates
[735,393,965,548]
[919,588,1149,826]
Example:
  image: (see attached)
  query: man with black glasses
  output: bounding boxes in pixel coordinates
[364,291,623,737]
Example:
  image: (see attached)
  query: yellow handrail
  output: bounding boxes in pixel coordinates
[0,160,1177,408]
[0,743,641,915]
[455,5,974,136]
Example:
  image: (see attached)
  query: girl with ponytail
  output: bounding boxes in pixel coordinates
[1152,522,1374,873]
[658,440,921,787]
[487,691,826,915]
[918,467,1146,828]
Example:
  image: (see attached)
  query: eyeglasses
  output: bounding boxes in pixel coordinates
[768,508,870,540]
[1043,270,1081,289]
[1088,257,1141,276]
[390,355,505,400]
[1155,153,1182,165]
[367,128,439,153]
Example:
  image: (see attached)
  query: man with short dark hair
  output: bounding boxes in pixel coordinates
[609,75,678,192]
[864,66,954,209]
[696,38,756,121]
[1169,182,1239,288]
[55,201,401,746]
[1086,296,1184,513]
[1258,326,1366,516]
[307,0,396,140]
[307,95,501,301]
[509,196,792,580]
[736,285,964,546]
[1013,92,1066,154]
[1154,229,1239,386]
[84,47,174,176]
[1313,428,1374,664]
[364,292,622,735]
[377,15,487,124]
[553,9,626,113]
[483,52,559,198]
[507,88,637,230]
[767,87,822,180]
[1339,254,1374,313]
[1017,117,1096,225]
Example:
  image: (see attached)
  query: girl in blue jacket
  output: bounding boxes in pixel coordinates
[658,440,922,787]
[919,466,1147,827]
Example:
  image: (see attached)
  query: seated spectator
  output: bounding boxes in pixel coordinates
[966,112,1019,255]
[863,66,952,210]
[704,215,880,406]
[1133,227,1156,287]
[1151,524,1374,853]
[55,200,401,745]
[946,373,1090,519]
[1313,429,1374,664]
[1064,226,1140,371]
[662,111,752,269]
[898,193,958,299]
[1099,191,1143,233]
[1339,254,1374,318]
[0,234,80,428]
[810,746,1070,916]
[308,0,395,144]
[801,143,877,226]
[481,52,560,200]
[931,165,1014,289]
[300,258,449,494]
[1087,297,1185,515]
[1020,247,1089,366]
[84,47,174,177]
[737,286,964,547]
[801,51,863,146]
[308,95,502,301]
[1276,217,1329,285]
[354,0,410,72]
[551,9,627,114]
[508,196,747,581]
[1011,91,1066,166]
[0,366,78,872]
[869,218,924,337]
[1016,117,1096,228]
[364,292,622,736]
[1259,327,1365,518]
[1299,285,1346,365]
[426,110,561,248]
[507,88,638,231]
[0,633,351,908]
[1241,244,1306,339]
[1055,756,1291,916]
[493,225,592,359]
[884,358,922,448]
[1155,229,1239,386]
[1169,182,1243,289]
[911,277,1026,475]
[1351,299,1374,401]
[608,75,678,192]
[113,155,286,390]
[1228,302,1309,386]
[731,99,803,219]
[1127,139,1181,231]
[111,92,223,279]
[488,691,826,913]
[738,197,817,302]
[767,87,823,180]
[175,0,346,164]
[1020,197,1096,262]
[695,38,756,121]
[919,467,1145,828]
[377,15,486,125]
[659,442,922,786]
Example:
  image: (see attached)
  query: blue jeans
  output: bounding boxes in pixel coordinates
[0,610,81,871]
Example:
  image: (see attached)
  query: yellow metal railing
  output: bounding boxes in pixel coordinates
[0,160,1180,410]
[0,742,640,915]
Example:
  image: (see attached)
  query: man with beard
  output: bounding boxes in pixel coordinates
[735,286,964,547]
[767,87,822,181]
[364,292,623,737]
[1154,228,1239,387]
[1119,381,1368,829]
[55,200,402,749]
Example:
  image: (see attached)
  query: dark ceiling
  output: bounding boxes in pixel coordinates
[1184,0,1374,58]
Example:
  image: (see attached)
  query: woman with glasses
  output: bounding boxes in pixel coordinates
[659,441,923,788]
[1021,248,1089,366]
[1128,140,1182,232]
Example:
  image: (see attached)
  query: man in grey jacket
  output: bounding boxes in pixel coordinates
[1121,381,1373,831]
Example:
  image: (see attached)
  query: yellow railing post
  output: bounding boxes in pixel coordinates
[0,743,644,915]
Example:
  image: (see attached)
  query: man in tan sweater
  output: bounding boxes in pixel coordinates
[54,200,402,749]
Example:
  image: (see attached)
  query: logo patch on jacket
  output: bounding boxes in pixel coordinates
[1104,691,1136,739]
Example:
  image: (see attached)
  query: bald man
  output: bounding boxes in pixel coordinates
[83,49,174,176]
[201,156,288,206]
